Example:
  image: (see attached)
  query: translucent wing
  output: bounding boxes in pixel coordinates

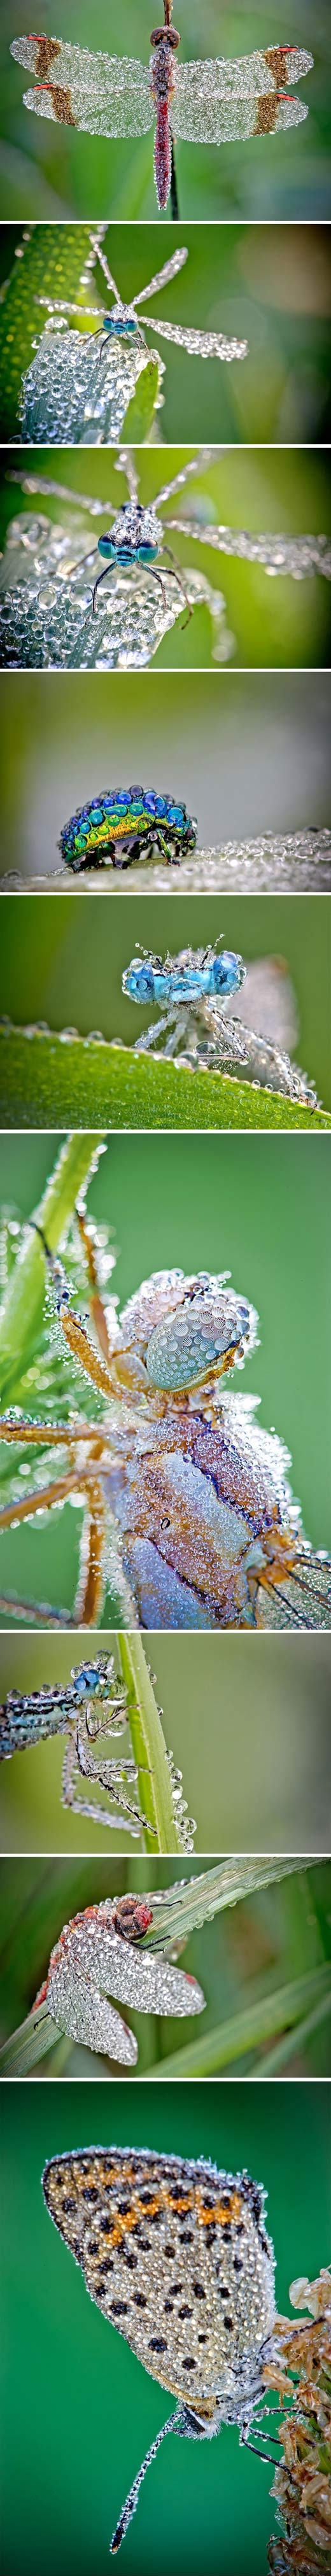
[141,316,248,362]
[231,959,298,1052]
[11,38,153,137]
[42,2147,274,2405]
[134,249,188,308]
[171,56,311,145]
[255,1552,331,1631]
[164,518,331,580]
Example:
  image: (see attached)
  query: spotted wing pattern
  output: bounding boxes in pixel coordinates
[42,2147,275,2414]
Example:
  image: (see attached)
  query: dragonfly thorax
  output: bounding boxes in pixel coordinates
[98,502,160,569]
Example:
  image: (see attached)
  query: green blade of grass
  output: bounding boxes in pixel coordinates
[0,1031,327,1132]
[0,1129,105,1404]
[251,1990,331,2074]
[142,1857,306,1949]
[146,1964,331,2077]
[116,1635,183,1857]
[0,225,97,438]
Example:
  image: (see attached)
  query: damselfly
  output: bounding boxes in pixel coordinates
[0,1653,157,1833]
[20,237,248,447]
[122,940,319,1109]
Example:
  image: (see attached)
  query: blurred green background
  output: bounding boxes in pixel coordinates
[1,891,330,1111]
[1,445,330,668]
[1,1855,331,2074]
[1,220,331,445]
[0,670,329,883]
[0,1632,330,1854]
[1,2081,330,2572]
[0,1130,330,1626]
[1,0,330,220]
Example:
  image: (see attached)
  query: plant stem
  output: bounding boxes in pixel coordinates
[115,1634,183,1856]
[142,1856,306,1949]
[146,1964,331,2078]
[0,2001,64,2074]
[0,1130,106,1405]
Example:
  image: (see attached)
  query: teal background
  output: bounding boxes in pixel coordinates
[1,1856,331,2074]
[1,0,330,220]
[0,1632,330,1855]
[0,670,329,883]
[1,445,330,669]
[1,220,331,446]
[1,892,330,1112]
[0,1130,330,1628]
[1,2082,330,2572]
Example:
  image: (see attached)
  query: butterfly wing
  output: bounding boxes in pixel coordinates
[42,2148,274,2414]
[11,38,153,136]
[171,61,309,146]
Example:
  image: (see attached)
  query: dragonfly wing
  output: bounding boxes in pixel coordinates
[11,39,153,136]
[171,62,309,145]
[145,317,248,361]
[255,1552,331,1631]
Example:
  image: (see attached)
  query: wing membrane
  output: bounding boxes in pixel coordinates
[172,73,309,144]
[11,38,153,137]
[256,1551,331,1630]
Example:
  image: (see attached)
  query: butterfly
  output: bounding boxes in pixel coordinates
[42,2144,276,2549]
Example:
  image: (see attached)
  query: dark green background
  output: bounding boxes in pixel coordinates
[1,0,330,220]
[1,1855,331,2075]
[0,1632,330,1856]
[0,670,329,884]
[1,446,330,668]
[1,891,330,1113]
[1,2082,330,2572]
[1,221,331,446]
[0,1130,330,1628]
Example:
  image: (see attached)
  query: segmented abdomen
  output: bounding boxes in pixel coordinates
[154,101,171,209]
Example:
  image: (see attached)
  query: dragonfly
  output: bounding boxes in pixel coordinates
[122,940,318,1109]
[0,1192,330,1634]
[11,10,313,215]
[0,1652,159,1834]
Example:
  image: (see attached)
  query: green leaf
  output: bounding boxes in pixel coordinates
[0,1031,328,1132]
[0,1129,105,1405]
[122,356,162,442]
[146,1964,331,2076]
[0,225,98,439]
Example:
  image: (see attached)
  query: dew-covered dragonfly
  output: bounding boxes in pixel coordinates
[0,1196,330,1633]
[0,1652,156,1833]
[11,9,313,215]
[122,940,318,1109]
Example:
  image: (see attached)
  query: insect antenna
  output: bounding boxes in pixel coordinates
[111,2409,180,2552]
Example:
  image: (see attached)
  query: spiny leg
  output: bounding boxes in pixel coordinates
[162,544,192,627]
[74,1202,114,1366]
[72,1482,108,1627]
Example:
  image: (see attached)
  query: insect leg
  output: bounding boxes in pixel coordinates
[74,1202,113,1366]
[92,561,113,614]
[162,544,193,627]
[134,1012,173,1055]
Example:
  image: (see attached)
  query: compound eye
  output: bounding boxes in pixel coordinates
[169,26,180,43]
[150,27,164,45]
[146,1297,246,1393]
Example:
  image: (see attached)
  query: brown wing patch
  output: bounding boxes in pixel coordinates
[264,47,291,88]
[254,94,279,136]
[33,38,62,78]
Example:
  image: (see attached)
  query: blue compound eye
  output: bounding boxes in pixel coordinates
[73,1663,101,1694]
[137,542,158,563]
[97,536,115,560]
[213,952,242,996]
[129,966,155,1001]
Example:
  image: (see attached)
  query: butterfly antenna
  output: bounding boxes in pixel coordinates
[111,2409,180,2553]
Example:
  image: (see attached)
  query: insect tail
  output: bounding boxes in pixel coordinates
[111,2409,180,2552]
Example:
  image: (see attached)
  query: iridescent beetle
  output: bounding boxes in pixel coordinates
[11,12,313,216]
[122,941,318,1107]
[0,1200,330,1632]
[59,789,197,873]
[0,1653,155,1835]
